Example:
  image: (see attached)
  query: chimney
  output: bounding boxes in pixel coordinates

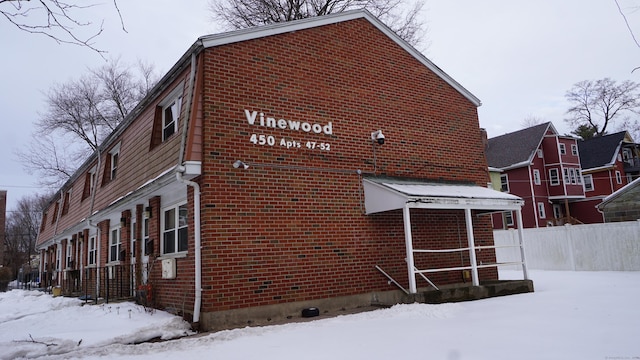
[480,128,488,149]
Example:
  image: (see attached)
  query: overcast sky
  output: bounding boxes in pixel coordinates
[1,0,639,211]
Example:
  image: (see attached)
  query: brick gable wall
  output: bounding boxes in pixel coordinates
[197,18,493,316]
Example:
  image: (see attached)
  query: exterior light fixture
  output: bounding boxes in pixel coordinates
[120,217,127,228]
[233,160,249,169]
[144,206,152,219]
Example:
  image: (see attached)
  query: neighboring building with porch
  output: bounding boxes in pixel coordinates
[486,122,584,229]
[575,131,640,223]
[36,11,527,331]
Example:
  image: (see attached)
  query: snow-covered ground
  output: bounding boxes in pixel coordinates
[1,270,638,359]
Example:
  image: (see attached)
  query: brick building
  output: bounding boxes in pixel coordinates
[36,11,525,331]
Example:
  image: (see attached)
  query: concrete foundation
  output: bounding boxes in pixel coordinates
[198,279,534,332]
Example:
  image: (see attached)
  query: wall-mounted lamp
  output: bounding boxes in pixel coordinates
[78,233,84,240]
[120,217,128,228]
[144,206,152,219]
[233,160,249,169]
[371,130,385,145]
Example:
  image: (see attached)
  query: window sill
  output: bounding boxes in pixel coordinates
[156,252,187,261]
[107,261,122,266]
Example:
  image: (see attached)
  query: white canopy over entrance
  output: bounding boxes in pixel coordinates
[363,178,527,293]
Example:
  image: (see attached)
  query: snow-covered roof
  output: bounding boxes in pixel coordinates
[363,177,523,214]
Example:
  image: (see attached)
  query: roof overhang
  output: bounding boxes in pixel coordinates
[363,178,523,214]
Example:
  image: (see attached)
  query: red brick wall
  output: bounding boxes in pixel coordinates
[195,18,492,313]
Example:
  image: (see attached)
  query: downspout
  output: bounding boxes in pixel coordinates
[528,164,539,228]
[176,49,202,325]
[87,148,101,299]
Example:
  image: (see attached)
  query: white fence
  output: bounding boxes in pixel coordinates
[494,220,640,271]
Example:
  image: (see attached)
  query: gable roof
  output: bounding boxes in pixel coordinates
[198,10,481,107]
[578,131,627,170]
[485,122,553,169]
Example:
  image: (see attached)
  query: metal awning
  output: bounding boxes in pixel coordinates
[363,177,528,293]
[363,178,524,214]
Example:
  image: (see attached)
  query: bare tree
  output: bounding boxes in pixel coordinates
[0,0,124,54]
[520,115,545,129]
[3,193,50,280]
[16,58,158,187]
[564,78,640,137]
[209,0,426,46]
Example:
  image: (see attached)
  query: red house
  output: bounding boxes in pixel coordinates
[486,122,584,228]
[574,131,640,223]
[36,11,526,331]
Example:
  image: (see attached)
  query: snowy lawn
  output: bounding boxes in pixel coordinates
[0,270,638,359]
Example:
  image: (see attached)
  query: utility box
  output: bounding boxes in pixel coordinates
[161,258,176,279]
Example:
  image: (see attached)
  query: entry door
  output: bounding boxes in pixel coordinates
[553,204,563,220]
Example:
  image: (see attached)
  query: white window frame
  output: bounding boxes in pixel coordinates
[583,174,594,192]
[143,217,151,256]
[161,87,183,142]
[533,169,541,185]
[503,211,514,227]
[549,168,560,186]
[66,241,73,268]
[131,220,137,262]
[559,143,566,155]
[87,166,97,198]
[109,143,120,181]
[571,144,578,156]
[161,202,188,255]
[537,149,543,158]
[500,174,509,192]
[576,169,583,184]
[538,202,546,219]
[615,171,622,184]
[563,168,570,184]
[88,236,97,266]
[109,227,122,263]
[569,168,577,184]
[56,248,61,271]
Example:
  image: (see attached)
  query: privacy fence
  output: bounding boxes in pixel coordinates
[494,220,640,271]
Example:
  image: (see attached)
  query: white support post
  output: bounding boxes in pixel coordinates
[515,209,529,280]
[464,208,479,286]
[403,205,417,294]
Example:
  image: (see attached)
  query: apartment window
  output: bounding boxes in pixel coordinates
[571,144,578,156]
[40,213,47,232]
[538,203,546,219]
[88,236,97,266]
[500,174,509,192]
[110,149,119,180]
[537,149,543,158]
[56,248,61,271]
[144,217,152,256]
[61,190,71,216]
[584,174,594,191]
[109,227,121,263]
[162,203,188,254]
[131,220,136,261]
[563,168,570,184]
[82,166,97,200]
[576,169,583,184]
[503,211,514,227]
[549,169,560,186]
[533,169,541,185]
[569,168,577,184]
[163,95,182,141]
[66,242,73,268]
[559,143,566,155]
[615,171,622,184]
[51,201,60,224]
